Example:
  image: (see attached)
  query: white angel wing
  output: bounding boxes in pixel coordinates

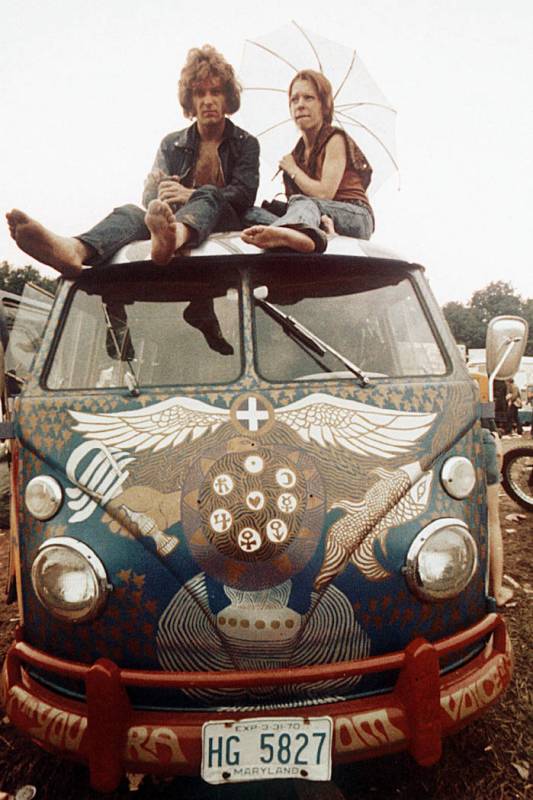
[69,396,230,453]
[275,393,435,459]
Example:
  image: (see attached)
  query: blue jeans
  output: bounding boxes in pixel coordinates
[244,194,374,251]
[77,185,242,265]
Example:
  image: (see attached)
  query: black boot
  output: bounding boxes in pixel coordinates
[183,300,234,356]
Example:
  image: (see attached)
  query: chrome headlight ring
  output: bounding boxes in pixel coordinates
[404,518,478,602]
[31,537,111,623]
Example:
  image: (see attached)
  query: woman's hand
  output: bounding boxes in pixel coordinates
[279,153,298,177]
[279,135,347,200]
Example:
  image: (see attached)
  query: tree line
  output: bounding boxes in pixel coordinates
[442,281,533,357]
[0,262,531,357]
[0,261,57,297]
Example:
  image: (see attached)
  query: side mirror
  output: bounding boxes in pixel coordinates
[486,315,528,380]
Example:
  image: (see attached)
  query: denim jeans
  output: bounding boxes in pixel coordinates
[244,194,374,247]
[77,185,242,265]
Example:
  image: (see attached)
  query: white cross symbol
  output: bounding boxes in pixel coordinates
[236,397,270,432]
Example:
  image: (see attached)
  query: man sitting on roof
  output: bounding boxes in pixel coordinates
[7,45,259,354]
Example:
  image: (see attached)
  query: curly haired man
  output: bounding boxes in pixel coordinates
[6,45,259,273]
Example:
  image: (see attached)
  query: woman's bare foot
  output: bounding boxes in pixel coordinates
[320,215,336,236]
[5,209,87,276]
[145,200,189,265]
[241,225,315,253]
[495,586,514,607]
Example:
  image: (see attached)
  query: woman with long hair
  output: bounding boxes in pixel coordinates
[241,69,374,253]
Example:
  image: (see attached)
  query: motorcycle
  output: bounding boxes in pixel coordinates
[502,445,533,511]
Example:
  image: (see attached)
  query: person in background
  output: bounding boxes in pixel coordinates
[503,377,523,437]
[241,69,374,254]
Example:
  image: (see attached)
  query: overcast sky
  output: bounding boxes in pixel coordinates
[1,0,532,305]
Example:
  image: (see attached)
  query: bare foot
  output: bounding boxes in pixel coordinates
[6,209,87,276]
[320,215,336,236]
[145,200,189,265]
[241,225,315,253]
[495,586,514,607]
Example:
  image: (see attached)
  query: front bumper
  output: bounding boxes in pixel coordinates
[1,614,511,793]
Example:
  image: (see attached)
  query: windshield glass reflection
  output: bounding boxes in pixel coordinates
[47,267,241,390]
[252,263,446,382]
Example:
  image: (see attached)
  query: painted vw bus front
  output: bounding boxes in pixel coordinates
[1,236,511,791]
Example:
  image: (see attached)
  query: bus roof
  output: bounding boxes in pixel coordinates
[109,233,420,267]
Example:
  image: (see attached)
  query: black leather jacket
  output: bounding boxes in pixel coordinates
[142,119,259,214]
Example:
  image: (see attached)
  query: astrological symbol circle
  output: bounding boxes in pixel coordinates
[243,455,264,474]
[210,508,233,533]
[266,518,289,543]
[275,467,297,488]
[238,528,262,553]
[277,492,298,514]
[246,490,265,511]
[213,473,234,496]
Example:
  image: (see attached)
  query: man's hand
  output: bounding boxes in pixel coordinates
[143,167,167,196]
[279,153,298,177]
[157,178,193,205]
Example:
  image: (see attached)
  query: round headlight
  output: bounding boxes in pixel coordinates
[25,476,63,520]
[404,519,478,601]
[440,457,476,499]
[31,537,110,622]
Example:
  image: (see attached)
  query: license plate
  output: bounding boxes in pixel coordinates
[201,716,332,784]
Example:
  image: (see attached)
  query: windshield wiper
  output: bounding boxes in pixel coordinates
[103,303,141,397]
[254,295,369,386]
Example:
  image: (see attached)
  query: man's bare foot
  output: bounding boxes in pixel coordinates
[6,209,87,276]
[495,586,514,607]
[145,200,189,265]
[241,225,315,253]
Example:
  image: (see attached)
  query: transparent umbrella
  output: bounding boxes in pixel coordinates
[239,20,398,196]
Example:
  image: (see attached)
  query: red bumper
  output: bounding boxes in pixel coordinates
[1,614,511,793]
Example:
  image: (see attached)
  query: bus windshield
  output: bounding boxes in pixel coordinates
[252,261,446,382]
[46,268,241,390]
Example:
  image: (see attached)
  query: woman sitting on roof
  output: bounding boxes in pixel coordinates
[241,69,374,254]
